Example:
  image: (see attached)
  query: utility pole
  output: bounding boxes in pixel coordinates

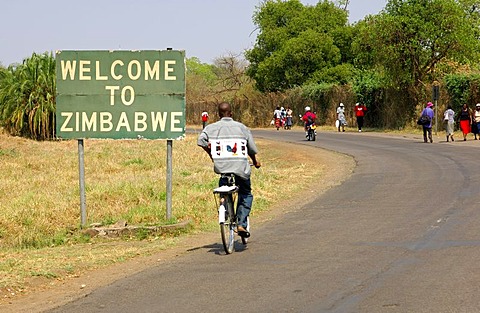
[433,83,440,135]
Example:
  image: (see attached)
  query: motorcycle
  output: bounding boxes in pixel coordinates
[306,123,317,141]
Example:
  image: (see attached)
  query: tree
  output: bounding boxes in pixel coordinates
[213,53,251,94]
[246,0,353,92]
[0,52,56,140]
[353,0,480,105]
[334,0,350,11]
[186,57,217,103]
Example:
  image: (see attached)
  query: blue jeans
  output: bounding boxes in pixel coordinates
[219,175,253,228]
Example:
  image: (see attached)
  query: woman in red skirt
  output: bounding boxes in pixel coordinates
[457,104,473,141]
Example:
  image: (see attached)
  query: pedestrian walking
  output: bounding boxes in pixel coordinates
[336,103,347,132]
[472,103,480,140]
[285,107,293,130]
[457,104,472,141]
[273,106,282,130]
[354,102,367,132]
[201,110,209,129]
[444,104,455,142]
[420,102,435,143]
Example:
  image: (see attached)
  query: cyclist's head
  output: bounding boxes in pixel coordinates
[305,106,311,112]
[218,102,232,118]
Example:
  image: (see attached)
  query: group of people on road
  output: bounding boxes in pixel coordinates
[450,103,480,141]
[336,102,368,133]
[271,102,368,134]
[419,102,480,143]
[272,106,294,130]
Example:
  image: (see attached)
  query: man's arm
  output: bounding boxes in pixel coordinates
[201,145,213,161]
[249,153,261,168]
[197,131,213,161]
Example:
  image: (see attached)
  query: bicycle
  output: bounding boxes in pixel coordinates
[213,173,249,254]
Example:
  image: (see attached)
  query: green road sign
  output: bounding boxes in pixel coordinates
[56,50,186,140]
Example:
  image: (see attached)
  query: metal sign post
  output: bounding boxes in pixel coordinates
[166,140,173,220]
[78,139,87,227]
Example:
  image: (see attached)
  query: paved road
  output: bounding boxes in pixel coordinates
[48,130,480,313]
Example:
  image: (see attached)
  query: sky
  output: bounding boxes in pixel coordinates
[0,0,387,67]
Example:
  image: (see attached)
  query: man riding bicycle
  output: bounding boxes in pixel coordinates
[197,102,261,238]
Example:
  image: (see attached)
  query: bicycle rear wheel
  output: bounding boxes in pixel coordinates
[220,195,235,254]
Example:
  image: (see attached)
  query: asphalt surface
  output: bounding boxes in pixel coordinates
[48,129,480,313]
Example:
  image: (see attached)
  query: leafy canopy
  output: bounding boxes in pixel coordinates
[246,0,353,92]
[353,0,480,90]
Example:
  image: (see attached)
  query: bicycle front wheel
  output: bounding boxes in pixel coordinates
[220,195,235,254]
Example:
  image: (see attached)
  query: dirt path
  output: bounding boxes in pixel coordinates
[2,138,355,313]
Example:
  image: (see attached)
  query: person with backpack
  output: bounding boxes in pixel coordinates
[420,102,435,143]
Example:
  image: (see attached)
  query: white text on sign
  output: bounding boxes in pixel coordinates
[60,60,177,81]
[60,111,183,133]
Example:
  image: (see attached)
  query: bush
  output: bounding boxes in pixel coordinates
[0,52,56,140]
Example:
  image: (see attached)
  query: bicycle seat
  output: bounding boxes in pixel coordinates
[213,185,238,194]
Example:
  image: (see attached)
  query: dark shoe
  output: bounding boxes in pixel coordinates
[430,138,433,143]
[451,136,454,142]
[464,138,467,141]
[237,226,250,238]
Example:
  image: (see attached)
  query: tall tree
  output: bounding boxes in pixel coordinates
[246,0,352,92]
[353,0,480,104]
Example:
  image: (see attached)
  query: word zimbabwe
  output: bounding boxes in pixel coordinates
[60,111,184,133]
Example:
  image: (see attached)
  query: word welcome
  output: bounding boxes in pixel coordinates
[60,59,177,82]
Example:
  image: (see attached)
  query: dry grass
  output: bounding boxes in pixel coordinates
[0,128,351,297]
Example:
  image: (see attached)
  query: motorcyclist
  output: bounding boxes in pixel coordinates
[301,106,317,138]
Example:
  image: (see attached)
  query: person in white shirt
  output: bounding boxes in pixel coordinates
[273,106,282,130]
[336,103,347,132]
[444,104,455,142]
